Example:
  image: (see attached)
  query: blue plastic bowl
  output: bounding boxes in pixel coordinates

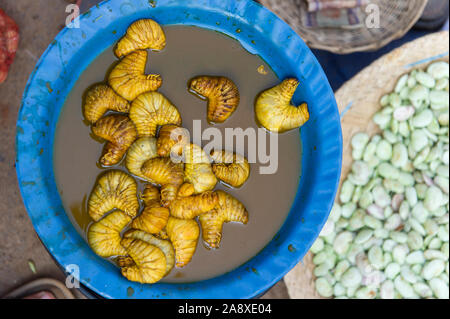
[16,0,342,299]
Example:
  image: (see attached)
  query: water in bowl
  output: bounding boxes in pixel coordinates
[53,25,302,283]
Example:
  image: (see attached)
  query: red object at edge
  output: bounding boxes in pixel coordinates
[0,8,19,84]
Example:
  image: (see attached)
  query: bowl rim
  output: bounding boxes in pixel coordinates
[16,0,342,299]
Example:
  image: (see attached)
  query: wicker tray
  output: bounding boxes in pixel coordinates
[259,0,428,54]
[284,31,449,298]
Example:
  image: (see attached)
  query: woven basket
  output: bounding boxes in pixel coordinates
[259,0,428,54]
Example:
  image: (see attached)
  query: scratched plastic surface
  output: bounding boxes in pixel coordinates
[16,0,342,299]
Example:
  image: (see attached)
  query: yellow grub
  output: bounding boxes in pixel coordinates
[92,114,137,166]
[120,238,167,284]
[141,157,184,207]
[132,185,169,234]
[125,137,158,180]
[132,206,169,235]
[156,124,189,157]
[255,78,309,133]
[211,150,250,188]
[190,76,240,123]
[199,190,248,249]
[115,19,166,58]
[108,50,162,101]
[166,217,200,267]
[83,84,130,123]
[88,210,131,257]
[169,191,218,219]
[129,92,182,137]
[88,170,139,221]
[124,229,175,276]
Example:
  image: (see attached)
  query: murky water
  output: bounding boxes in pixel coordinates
[53,26,302,282]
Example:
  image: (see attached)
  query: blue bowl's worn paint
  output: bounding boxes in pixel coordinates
[16,0,342,299]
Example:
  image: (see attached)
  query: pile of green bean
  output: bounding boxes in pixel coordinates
[311,61,449,299]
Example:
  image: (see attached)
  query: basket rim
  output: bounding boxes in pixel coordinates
[261,0,429,54]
